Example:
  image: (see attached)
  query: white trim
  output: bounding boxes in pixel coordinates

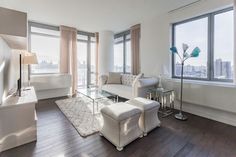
[166,78,236,88]
[175,101,236,127]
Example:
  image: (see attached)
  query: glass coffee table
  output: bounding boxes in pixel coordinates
[78,88,118,115]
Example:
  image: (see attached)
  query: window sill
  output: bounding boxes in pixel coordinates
[165,78,236,88]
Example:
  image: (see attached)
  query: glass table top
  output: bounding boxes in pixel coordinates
[147,88,174,94]
[78,88,115,100]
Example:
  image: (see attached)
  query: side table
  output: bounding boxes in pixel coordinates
[147,88,175,117]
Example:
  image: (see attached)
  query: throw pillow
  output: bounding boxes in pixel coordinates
[107,72,122,84]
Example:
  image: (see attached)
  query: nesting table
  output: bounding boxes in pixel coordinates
[147,88,175,117]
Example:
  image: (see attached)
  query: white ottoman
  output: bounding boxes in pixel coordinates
[127,97,161,136]
[100,103,142,151]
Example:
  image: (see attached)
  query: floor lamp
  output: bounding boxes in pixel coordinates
[170,44,200,121]
[22,52,38,87]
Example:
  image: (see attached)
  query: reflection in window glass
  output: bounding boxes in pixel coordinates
[77,42,87,87]
[114,43,124,72]
[90,43,96,84]
[31,34,60,74]
[174,17,208,78]
[125,40,131,73]
[214,10,234,80]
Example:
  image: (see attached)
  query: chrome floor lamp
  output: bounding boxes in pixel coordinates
[170,44,200,121]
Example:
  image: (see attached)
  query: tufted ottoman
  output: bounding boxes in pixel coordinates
[100,103,142,151]
[127,97,161,136]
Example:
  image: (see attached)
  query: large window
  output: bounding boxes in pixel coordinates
[77,32,97,88]
[172,8,234,82]
[114,31,131,73]
[29,22,60,74]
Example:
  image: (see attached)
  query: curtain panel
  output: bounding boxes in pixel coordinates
[131,24,141,75]
[60,25,77,95]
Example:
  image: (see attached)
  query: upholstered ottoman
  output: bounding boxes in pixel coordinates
[100,103,142,151]
[127,97,161,136]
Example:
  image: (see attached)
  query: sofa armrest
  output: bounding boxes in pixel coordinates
[99,75,108,87]
[135,78,158,88]
[132,77,158,98]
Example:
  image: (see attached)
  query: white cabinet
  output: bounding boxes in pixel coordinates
[0,87,37,152]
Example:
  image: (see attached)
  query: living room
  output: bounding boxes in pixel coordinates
[0,0,236,157]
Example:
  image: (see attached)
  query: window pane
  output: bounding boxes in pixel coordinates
[126,34,131,40]
[77,34,88,41]
[77,42,87,87]
[174,17,208,78]
[31,34,60,74]
[125,40,131,73]
[114,43,124,72]
[214,10,234,80]
[31,26,59,36]
[90,43,96,85]
[115,36,123,43]
[91,37,96,42]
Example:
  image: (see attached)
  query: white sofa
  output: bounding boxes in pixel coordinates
[99,74,158,100]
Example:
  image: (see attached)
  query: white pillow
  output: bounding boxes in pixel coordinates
[107,72,122,84]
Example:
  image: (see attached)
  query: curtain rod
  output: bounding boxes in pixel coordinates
[168,0,202,14]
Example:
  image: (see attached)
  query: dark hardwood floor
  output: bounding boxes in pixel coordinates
[1,97,236,157]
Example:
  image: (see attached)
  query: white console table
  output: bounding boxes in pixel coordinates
[0,87,38,152]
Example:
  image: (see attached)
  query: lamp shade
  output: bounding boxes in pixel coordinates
[23,52,38,65]
[190,47,200,57]
[170,47,178,54]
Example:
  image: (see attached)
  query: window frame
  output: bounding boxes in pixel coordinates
[28,21,60,75]
[172,7,234,83]
[77,31,96,88]
[114,30,131,74]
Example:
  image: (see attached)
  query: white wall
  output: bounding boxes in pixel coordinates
[98,31,114,75]
[0,37,19,104]
[140,0,236,126]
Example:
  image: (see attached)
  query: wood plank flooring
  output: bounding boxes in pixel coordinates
[1,97,236,157]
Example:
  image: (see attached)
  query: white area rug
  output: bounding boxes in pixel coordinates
[55,96,114,137]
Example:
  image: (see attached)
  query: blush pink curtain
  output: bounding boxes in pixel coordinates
[131,24,141,75]
[60,25,77,95]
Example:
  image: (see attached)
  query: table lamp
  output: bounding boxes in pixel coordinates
[22,52,38,86]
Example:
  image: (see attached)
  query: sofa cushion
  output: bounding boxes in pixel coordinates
[127,97,160,110]
[101,103,141,121]
[107,72,122,84]
[121,74,136,86]
[102,84,132,99]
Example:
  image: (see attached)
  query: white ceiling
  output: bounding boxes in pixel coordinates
[0,0,199,33]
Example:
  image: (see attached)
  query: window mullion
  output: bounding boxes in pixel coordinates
[123,35,126,73]
[208,14,214,81]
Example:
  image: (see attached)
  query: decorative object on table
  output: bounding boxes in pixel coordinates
[170,43,200,121]
[157,74,164,91]
[22,51,38,86]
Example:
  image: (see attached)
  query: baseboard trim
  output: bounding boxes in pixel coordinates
[174,101,236,127]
